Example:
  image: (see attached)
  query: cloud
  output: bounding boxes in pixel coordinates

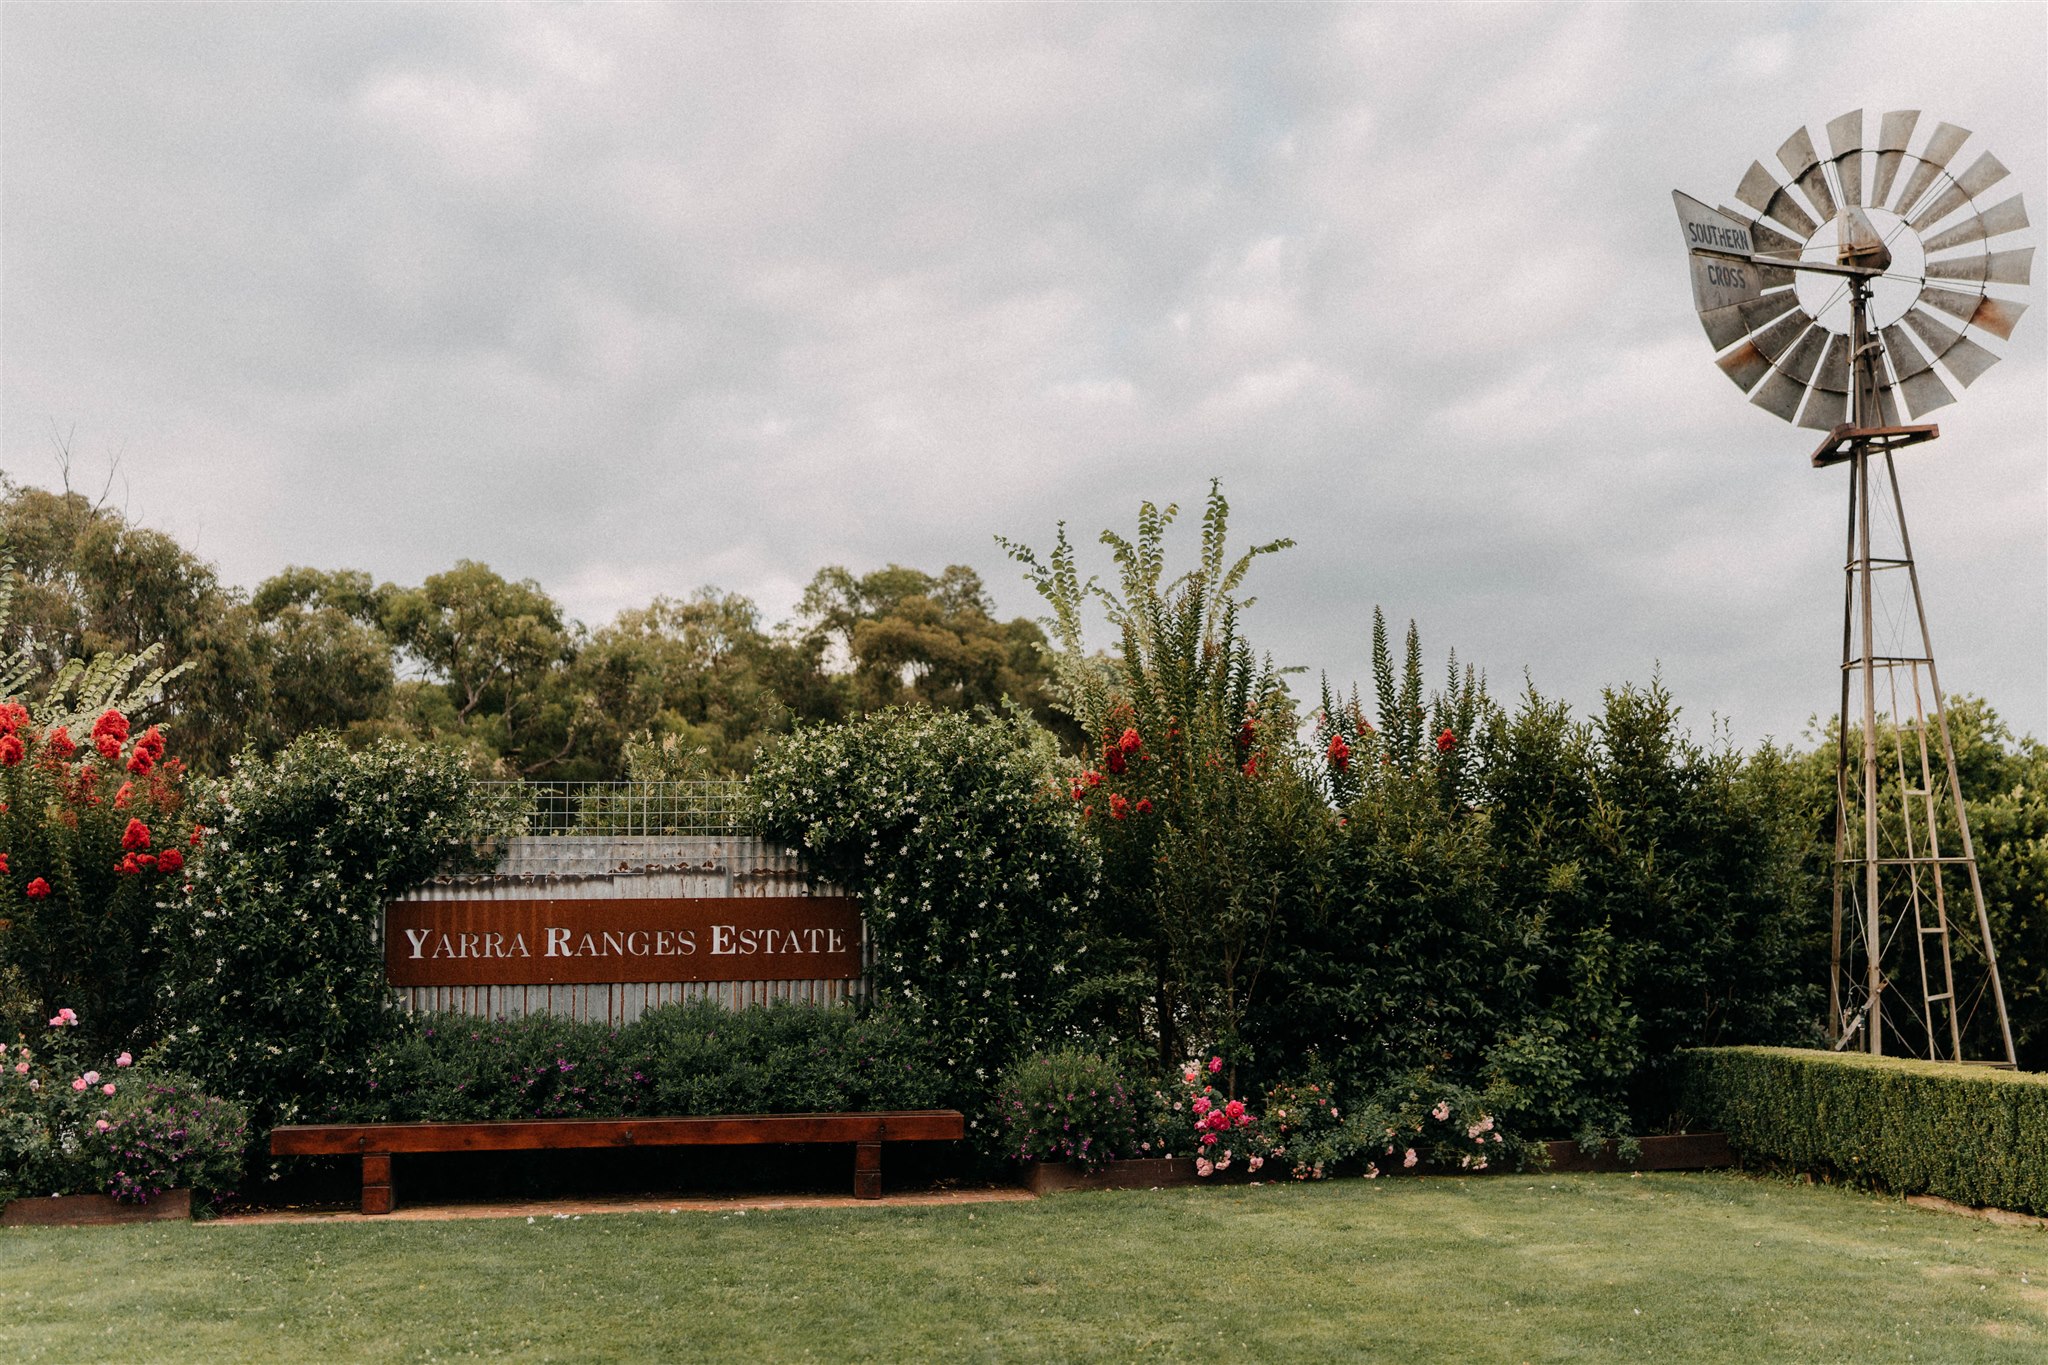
[1,1,2041,746]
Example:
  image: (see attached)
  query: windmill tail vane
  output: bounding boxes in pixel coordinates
[1672,110,2032,1069]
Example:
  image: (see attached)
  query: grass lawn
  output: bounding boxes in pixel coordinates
[3,1172,2044,1362]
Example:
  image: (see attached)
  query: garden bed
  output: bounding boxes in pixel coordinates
[1542,1132,1732,1172]
[1,1188,191,1227]
[1024,1133,1732,1193]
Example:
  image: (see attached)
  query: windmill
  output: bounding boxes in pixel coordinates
[1672,110,2033,1067]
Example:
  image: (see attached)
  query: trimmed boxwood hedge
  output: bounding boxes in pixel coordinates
[1677,1045,2048,1215]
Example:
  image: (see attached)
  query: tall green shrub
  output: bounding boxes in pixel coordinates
[750,705,1096,1105]
[1003,482,1328,1070]
[154,735,524,1148]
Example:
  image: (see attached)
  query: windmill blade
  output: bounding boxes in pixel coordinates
[1749,305,1813,364]
[1919,284,1989,323]
[1966,295,2028,341]
[1880,324,1935,379]
[1778,124,1837,224]
[1926,246,2034,286]
[1870,110,1920,207]
[1798,333,1850,430]
[1736,160,1819,237]
[1697,289,1801,350]
[1902,306,2001,387]
[1750,321,1827,422]
[1892,121,1971,215]
[1827,110,1865,209]
[1910,152,2012,231]
[1879,323,1957,417]
[1920,194,2028,253]
[1897,365,1956,418]
[1715,340,1773,392]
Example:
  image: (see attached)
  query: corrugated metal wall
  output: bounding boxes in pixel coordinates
[387,835,862,1025]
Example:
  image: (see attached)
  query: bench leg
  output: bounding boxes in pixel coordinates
[362,1152,394,1215]
[854,1142,881,1200]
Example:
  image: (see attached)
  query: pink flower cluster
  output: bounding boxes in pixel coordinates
[1181,1056,1260,1177]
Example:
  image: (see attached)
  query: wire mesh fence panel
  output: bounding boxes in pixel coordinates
[480,781,752,837]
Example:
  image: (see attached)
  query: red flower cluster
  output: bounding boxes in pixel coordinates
[1436,728,1458,754]
[0,734,22,767]
[121,818,153,852]
[1108,793,1130,820]
[0,701,29,734]
[1326,733,1351,771]
[127,725,166,775]
[156,847,185,874]
[26,877,50,898]
[91,709,130,761]
[43,725,76,759]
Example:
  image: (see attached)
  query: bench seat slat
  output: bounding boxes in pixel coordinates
[270,1110,965,1156]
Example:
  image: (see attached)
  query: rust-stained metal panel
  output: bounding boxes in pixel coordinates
[1919,284,1987,322]
[1872,109,1920,207]
[1715,340,1772,392]
[1921,195,2028,253]
[1827,110,1865,208]
[1967,294,2027,340]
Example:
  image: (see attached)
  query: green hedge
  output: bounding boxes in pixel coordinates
[1678,1046,2048,1214]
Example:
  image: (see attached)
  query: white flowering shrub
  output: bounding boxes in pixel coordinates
[751,705,1098,1108]
[153,735,525,1155]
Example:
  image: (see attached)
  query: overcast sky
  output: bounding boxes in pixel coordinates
[3,3,2042,749]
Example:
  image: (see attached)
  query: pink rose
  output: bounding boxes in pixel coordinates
[95,1119,111,1132]
[1195,1158,1214,1177]
[102,1083,116,1095]
[1208,1057,1223,1075]
[71,1077,88,1091]
[116,1052,132,1068]
[1431,1100,1451,1122]
[1403,1148,1419,1168]
[83,1071,99,1084]
[1191,1096,1212,1116]
[12,1062,25,1074]
[1223,1099,1245,1121]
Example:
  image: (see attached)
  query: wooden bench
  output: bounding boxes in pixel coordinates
[270,1111,965,1214]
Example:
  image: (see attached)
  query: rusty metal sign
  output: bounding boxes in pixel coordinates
[386,896,863,987]
[1674,191,1766,312]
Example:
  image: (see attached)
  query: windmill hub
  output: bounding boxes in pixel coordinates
[1793,207,1924,332]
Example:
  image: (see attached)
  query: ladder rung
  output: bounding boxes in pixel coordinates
[1926,992,1953,1002]
[1920,925,1949,934]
